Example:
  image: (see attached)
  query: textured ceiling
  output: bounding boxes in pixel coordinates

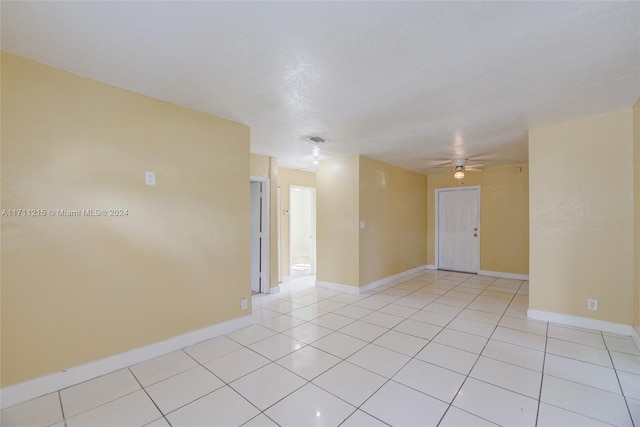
[2,1,639,173]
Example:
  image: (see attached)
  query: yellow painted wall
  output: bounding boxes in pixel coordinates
[426,164,529,275]
[634,99,640,334]
[1,53,251,386]
[529,110,634,325]
[249,153,279,288]
[277,167,316,280]
[316,156,359,287]
[359,156,428,285]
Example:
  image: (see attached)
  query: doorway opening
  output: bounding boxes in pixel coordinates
[289,185,316,279]
[436,186,480,273]
[250,177,270,294]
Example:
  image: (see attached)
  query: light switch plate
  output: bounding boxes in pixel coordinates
[145,171,156,186]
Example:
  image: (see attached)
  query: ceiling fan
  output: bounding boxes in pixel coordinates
[436,158,484,179]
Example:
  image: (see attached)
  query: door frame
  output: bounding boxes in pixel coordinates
[435,186,481,272]
[289,185,316,277]
[250,176,270,293]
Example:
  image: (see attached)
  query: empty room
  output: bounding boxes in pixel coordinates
[1,2,640,426]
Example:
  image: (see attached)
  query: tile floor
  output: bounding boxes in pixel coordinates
[3,271,640,427]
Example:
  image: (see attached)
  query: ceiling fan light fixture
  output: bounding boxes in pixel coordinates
[454,166,465,179]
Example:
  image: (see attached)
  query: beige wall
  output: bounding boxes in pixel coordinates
[316,156,360,287]
[278,167,316,280]
[359,156,428,285]
[427,164,529,275]
[529,110,634,325]
[249,154,279,288]
[634,99,640,335]
[1,53,251,386]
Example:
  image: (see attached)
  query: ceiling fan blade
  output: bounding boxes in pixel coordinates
[465,167,483,172]
[466,163,484,168]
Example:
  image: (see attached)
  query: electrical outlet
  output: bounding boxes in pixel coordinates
[241,298,248,310]
[587,299,598,311]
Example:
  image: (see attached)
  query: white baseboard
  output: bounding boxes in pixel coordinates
[315,280,360,294]
[281,276,291,283]
[316,265,429,295]
[425,264,437,270]
[269,286,281,294]
[478,270,529,281]
[0,315,253,409]
[527,309,635,336]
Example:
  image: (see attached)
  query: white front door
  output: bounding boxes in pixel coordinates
[437,187,480,273]
[250,181,262,292]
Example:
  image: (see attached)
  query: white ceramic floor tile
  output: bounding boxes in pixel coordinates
[131,351,198,387]
[548,324,605,348]
[184,335,243,364]
[339,320,388,342]
[604,335,640,355]
[438,407,498,426]
[312,361,386,406]
[611,351,640,374]
[60,369,141,418]
[482,339,544,371]
[144,417,171,427]
[410,309,455,327]
[498,316,547,336]
[1,392,63,427]
[373,330,428,357]
[204,347,270,382]
[276,345,340,380]
[241,413,279,426]
[378,303,419,318]
[627,397,640,427]
[290,306,327,321]
[544,353,621,394]
[330,293,363,304]
[541,375,632,426]
[546,338,613,367]
[65,390,160,427]
[423,302,464,316]
[352,297,390,310]
[456,309,501,325]
[453,377,538,426]
[433,328,488,354]
[393,318,442,340]
[415,342,479,374]
[231,363,306,410]
[347,344,410,378]
[145,366,224,414]
[434,295,469,308]
[251,308,280,323]
[470,356,541,399]
[265,383,355,427]
[466,300,508,315]
[361,381,448,427]
[491,326,546,351]
[334,305,375,320]
[618,371,640,399]
[226,324,278,346]
[310,313,355,330]
[447,317,496,338]
[360,311,404,328]
[167,386,259,427]
[282,322,333,344]
[310,332,368,359]
[263,300,305,314]
[313,299,347,312]
[393,359,466,403]
[537,403,610,426]
[394,294,435,309]
[248,333,306,360]
[340,410,388,426]
[260,314,307,332]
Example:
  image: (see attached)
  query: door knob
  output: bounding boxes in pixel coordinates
[474,233,477,237]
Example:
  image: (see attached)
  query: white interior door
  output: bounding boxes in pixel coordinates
[250,181,262,292]
[437,187,480,273]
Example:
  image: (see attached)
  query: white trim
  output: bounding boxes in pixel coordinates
[316,265,429,295]
[359,265,429,294]
[0,315,252,409]
[478,270,529,281]
[250,176,270,294]
[315,280,360,294]
[527,309,635,336]
[281,276,291,283]
[270,286,281,294]
[435,186,481,273]
[425,264,437,270]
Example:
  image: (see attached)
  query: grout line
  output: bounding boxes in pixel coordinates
[535,320,550,426]
[604,332,637,426]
